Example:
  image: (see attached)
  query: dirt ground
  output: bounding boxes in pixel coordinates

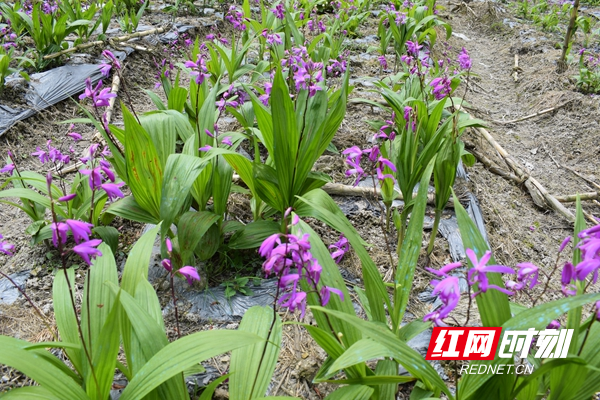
[1,0,600,397]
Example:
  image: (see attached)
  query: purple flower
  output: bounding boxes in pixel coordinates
[271,3,285,20]
[429,76,452,100]
[279,290,307,318]
[457,47,472,70]
[406,40,422,56]
[94,87,116,107]
[73,239,103,265]
[67,131,82,141]
[177,266,200,285]
[260,226,341,318]
[100,182,125,201]
[378,55,388,69]
[102,50,121,70]
[66,220,93,244]
[199,145,212,152]
[559,236,571,252]
[99,63,112,77]
[51,222,69,247]
[166,237,173,253]
[547,320,560,330]
[343,146,366,186]
[80,168,104,190]
[575,259,600,284]
[320,286,344,306]
[423,276,460,327]
[221,136,233,146]
[162,258,172,272]
[515,262,539,290]
[225,6,246,30]
[596,301,600,322]
[58,193,77,202]
[466,249,515,297]
[32,147,49,164]
[184,54,210,85]
[329,234,349,264]
[561,262,576,296]
[0,234,15,256]
[426,262,462,277]
[0,163,14,175]
[376,157,396,182]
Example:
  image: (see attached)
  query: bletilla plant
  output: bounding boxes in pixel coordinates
[0,124,123,245]
[259,212,343,318]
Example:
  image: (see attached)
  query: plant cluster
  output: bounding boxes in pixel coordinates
[0,0,599,399]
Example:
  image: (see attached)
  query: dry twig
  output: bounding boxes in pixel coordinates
[43,27,166,60]
[492,100,573,124]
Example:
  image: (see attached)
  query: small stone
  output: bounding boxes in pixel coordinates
[214,387,229,399]
[220,355,230,363]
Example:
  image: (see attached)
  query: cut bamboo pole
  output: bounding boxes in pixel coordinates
[492,100,573,124]
[513,54,519,82]
[43,27,166,60]
[471,123,575,222]
[554,192,599,203]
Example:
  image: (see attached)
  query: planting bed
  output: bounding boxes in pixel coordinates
[1,0,600,398]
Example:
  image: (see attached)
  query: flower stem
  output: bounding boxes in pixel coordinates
[0,271,57,341]
[170,273,181,339]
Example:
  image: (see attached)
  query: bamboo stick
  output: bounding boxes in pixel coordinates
[43,27,166,60]
[492,100,573,124]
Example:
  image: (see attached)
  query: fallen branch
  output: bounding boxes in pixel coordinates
[492,100,573,124]
[513,54,520,82]
[462,109,576,222]
[43,27,166,60]
[554,192,599,202]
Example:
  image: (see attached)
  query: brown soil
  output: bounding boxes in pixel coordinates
[1,0,600,397]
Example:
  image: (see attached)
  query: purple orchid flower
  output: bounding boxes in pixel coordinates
[0,234,15,256]
[51,222,69,247]
[466,249,515,298]
[177,266,200,285]
[423,276,460,327]
[73,239,103,265]
[66,219,93,244]
[0,163,14,175]
[320,286,344,306]
[329,234,349,264]
[100,182,125,201]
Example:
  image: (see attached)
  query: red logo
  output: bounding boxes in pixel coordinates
[425,327,502,360]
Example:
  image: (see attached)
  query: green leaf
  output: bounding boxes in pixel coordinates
[311,307,453,399]
[118,330,263,400]
[375,359,401,400]
[194,223,220,261]
[324,384,374,400]
[230,306,281,400]
[328,339,392,373]
[160,154,206,237]
[296,189,389,323]
[198,374,230,400]
[270,68,298,207]
[92,226,119,254]
[52,268,83,375]
[123,103,163,219]
[0,386,60,399]
[106,195,159,224]
[0,336,88,400]
[453,192,511,327]
[86,292,121,400]
[228,220,280,249]
[392,158,434,330]
[294,219,362,348]
[177,211,220,265]
[120,223,161,295]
